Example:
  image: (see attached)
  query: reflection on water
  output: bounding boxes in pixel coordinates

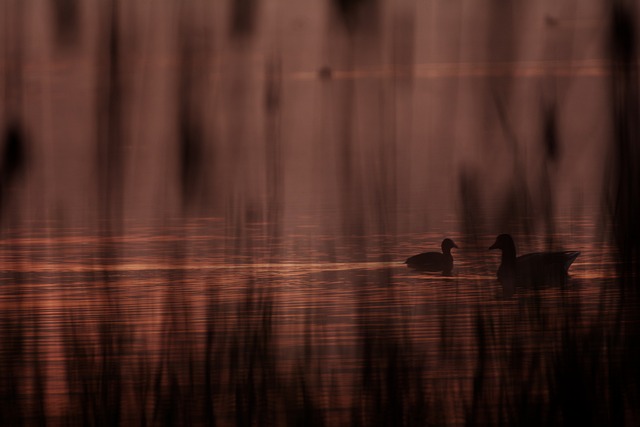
[2,0,638,424]
[0,217,624,425]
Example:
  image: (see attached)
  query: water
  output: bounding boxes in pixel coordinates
[0,215,621,426]
[2,0,638,424]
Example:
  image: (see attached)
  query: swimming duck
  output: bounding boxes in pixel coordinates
[489,234,579,287]
[405,238,458,275]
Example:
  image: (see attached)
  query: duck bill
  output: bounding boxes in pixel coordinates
[489,242,498,250]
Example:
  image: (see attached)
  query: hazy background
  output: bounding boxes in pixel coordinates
[1,0,614,239]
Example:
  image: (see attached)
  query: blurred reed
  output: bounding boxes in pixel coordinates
[0,0,637,426]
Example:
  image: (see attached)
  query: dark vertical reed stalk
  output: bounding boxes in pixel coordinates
[91,0,127,424]
[0,1,29,424]
[607,1,640,425]
[51,0,79,48]
[264,55,283,258]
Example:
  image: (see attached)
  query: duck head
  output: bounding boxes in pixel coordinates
[489,234,516,253]
[441,238,458,253]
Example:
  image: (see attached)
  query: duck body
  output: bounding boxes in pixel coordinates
[405,238,458,275]
[490,234,579,287]
[405,252,453,272]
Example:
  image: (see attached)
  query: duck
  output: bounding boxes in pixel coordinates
[489,234,579,287]
[405,238,458,275]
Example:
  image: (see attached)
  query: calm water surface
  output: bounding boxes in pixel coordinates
[0,216,619,425]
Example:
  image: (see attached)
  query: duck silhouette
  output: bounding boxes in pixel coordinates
[489,234,579,288]
[405,238,458,275]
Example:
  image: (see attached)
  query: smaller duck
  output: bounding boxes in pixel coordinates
[405,238,458,275]
[489,234,579,288]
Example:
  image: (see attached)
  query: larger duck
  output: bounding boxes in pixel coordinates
[405,238,458,275]
[489,234,579,287]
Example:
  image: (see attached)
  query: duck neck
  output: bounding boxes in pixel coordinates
[501,245,517,267]
[442,248,454,273]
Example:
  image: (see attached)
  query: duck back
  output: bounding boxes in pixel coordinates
[405,252,452,274]
[505,251,580,285]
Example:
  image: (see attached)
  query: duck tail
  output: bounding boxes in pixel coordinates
[563,251,580,271]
